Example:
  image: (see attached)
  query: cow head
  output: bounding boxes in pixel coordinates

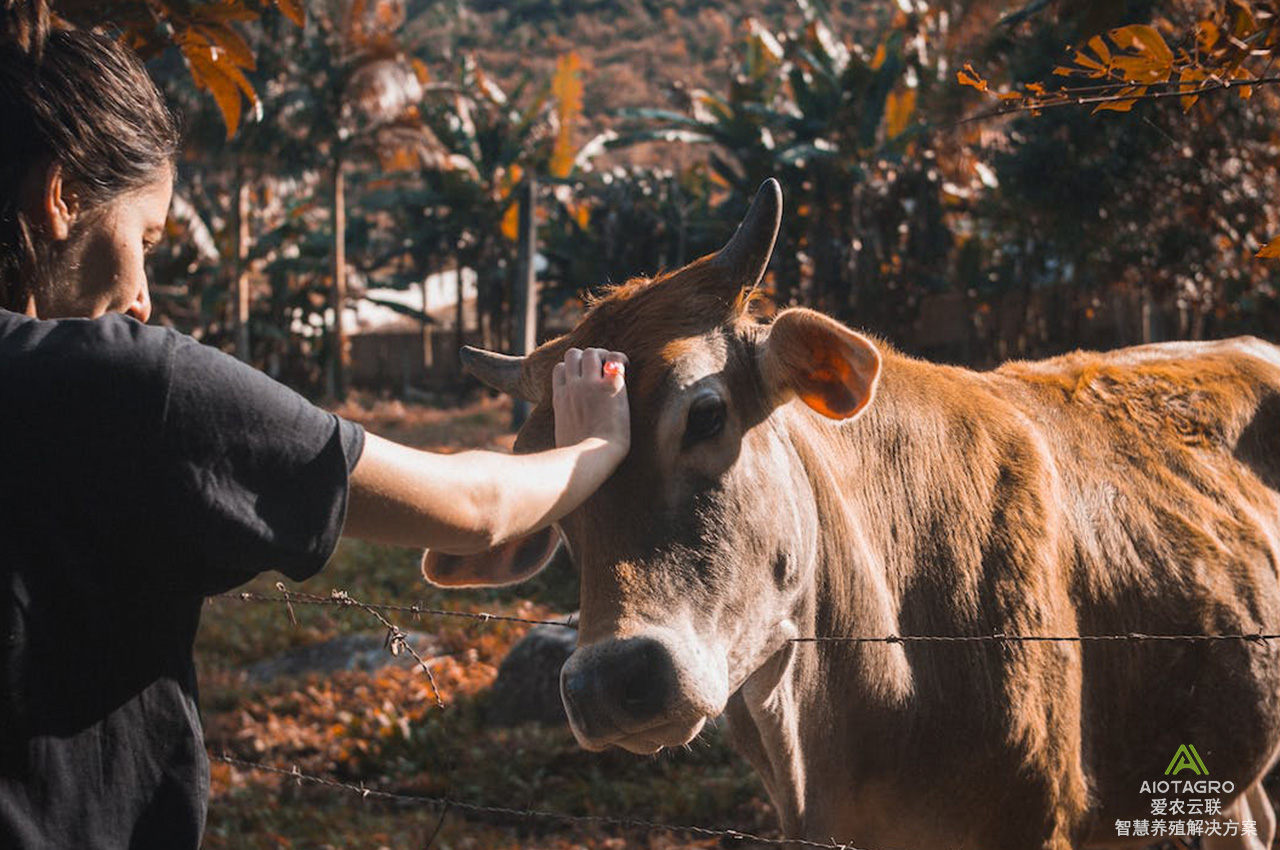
[425,179,881,754]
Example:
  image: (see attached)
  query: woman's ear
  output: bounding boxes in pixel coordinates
[38,162,78,241]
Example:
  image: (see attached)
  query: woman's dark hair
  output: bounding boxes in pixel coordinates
[0,0,180,311]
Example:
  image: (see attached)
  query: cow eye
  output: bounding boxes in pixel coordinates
[685,396,726,446]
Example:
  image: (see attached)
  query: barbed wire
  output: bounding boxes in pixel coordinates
[207,589,1272,849]
[212,588,1280,645]
[210,753,867,849]
[245,585,457,706]
[214,588,578,629]
[322,588,447,708]
[793,632,1280,643]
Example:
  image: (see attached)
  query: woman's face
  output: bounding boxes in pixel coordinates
[32,166,173,323]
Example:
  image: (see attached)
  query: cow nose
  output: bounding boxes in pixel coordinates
[562,637,677,738]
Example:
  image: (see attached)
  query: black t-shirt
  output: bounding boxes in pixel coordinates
[0,309,365,849]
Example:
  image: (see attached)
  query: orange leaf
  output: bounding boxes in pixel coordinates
[885,87,916,137]
[1086,35,1112,66]
[410,57,430,85]
[500,203,519,242]
[1179,67,1208,111]
[184,42,258,138]
[186,51,241,137]
[1111,54,1169,84]
[1195,20,1220,54]
[549,51,584,178]
[870,42,887,71]
[1070,49,1107,73]
[194,22,255,71]
[1112,24,1173,64]
[377,146,419,172]
[1227,0,1258,37]
[957,62,988,92]
[1092,85,1146,113]
[495,163,523,201]
[1257,234,1280,259]
[1109,25,1173,82]
[1233,66,1253,99]
[273,0,306,28]
[564,199,590,230]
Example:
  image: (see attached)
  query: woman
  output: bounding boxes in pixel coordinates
[0,7,629,848]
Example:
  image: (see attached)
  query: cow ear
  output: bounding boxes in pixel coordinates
[761,308,881,420]
[422,526,562,587]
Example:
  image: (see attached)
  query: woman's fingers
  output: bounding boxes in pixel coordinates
[561,347,627,380]
[564,347,583,378]
[552,346,631,451]
[557,347,627,393]
[582,348,603,380]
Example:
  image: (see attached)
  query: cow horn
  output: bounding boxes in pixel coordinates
[460,346,534,400]
[710,177,782,291]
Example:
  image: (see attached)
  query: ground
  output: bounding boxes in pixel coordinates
[197,393,773,849]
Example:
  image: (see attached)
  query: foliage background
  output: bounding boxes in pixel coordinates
[111,0,1280,400]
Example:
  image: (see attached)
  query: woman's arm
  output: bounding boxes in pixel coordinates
[342,347,629,554]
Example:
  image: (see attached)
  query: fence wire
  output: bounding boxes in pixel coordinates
[211,588,1280,645]
[205,586,1273,849]
[210,753,867,849]
[793,632,1280,643]
[216,587,579,629]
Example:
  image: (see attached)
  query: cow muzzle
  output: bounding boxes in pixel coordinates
[560,631,728,755]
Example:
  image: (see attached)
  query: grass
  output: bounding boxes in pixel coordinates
[196,395,772,849]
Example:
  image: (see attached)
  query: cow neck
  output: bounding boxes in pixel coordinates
[726,360,940,838]
[772,369,918,709]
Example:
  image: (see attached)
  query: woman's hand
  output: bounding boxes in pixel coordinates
[344,345,633,557]
[553,347,630,460]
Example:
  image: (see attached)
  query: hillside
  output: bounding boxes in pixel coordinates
[407,0,898,125]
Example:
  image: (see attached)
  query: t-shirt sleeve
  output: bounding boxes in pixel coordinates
[152,331,365,593]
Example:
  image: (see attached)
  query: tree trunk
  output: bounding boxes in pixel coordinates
[455,261,466,381]
[234,176,252,362]
[330,157,349,401]
[1140,287,1156,344]
[512,177,538,428]
[419,276,433,372]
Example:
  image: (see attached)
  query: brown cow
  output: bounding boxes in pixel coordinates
[426,180,1280,850]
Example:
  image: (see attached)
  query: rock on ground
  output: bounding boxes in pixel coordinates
[487,616,578,727]
[244,631,441,683]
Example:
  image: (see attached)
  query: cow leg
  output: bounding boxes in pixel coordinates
[1244,783,1275,848]
[1201,783,1275,850]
